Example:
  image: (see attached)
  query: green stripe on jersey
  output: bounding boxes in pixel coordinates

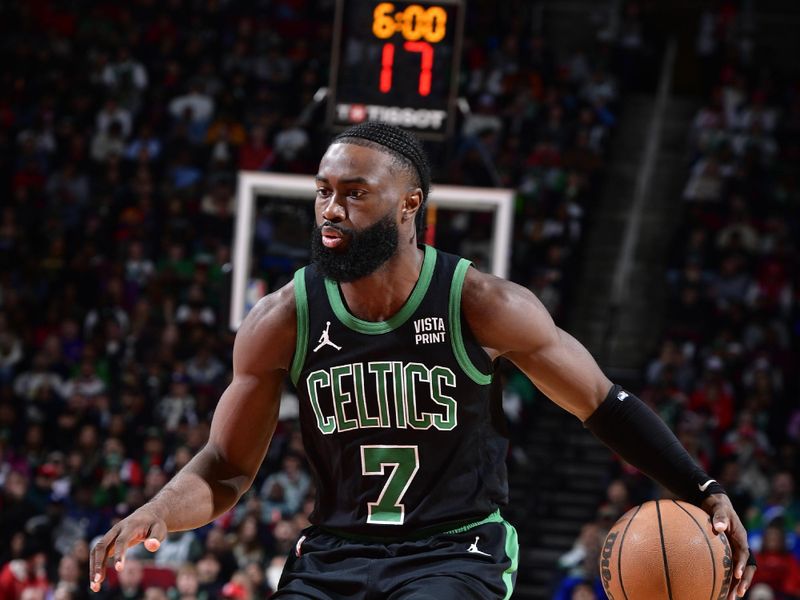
[323,509,507,543]
[324,245,437,334]
[441,509,503,534]
[290,268,309,385]
[502,519,520,600]
[449,259,492,385]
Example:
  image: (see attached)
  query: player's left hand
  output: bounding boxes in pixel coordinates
[701,493,756,599]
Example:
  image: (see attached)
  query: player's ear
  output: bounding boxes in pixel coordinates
[402,188,423,223]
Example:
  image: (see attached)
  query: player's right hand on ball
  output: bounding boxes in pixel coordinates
[89,507,167,593]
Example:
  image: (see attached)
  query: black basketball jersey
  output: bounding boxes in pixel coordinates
[290,245,509,538]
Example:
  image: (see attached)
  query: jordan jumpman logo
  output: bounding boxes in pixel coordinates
[467,536,491,556]
[313,321,342,352]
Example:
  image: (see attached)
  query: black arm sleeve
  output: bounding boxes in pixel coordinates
[583,384,725,506]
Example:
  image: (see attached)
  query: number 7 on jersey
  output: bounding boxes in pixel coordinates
[360,445,420,525]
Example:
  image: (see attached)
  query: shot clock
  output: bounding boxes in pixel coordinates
[327,0,465,140]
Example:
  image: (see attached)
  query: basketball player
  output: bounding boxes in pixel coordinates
[89,123,756,599]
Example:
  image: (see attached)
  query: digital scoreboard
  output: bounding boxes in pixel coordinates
[327,0,465,140]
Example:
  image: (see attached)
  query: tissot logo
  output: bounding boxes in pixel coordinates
[336,103,447,130]
[413,317,446,345]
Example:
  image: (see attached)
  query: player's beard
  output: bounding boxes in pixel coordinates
[311,213,399,282]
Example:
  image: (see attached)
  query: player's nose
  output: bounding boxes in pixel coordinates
[320,193,346,222]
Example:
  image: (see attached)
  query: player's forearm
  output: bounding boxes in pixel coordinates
[584,384,724,506]
[144,445,252,531]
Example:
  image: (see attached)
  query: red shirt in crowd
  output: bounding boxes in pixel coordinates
[752,551,800,597]
[0,560,49,600]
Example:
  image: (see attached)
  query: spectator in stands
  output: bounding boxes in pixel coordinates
[150,532,203,570]
[90,121,127,164]
[748,472,800,554]
[272,117,310,171]
[751,522,800,598]
[201,528,237,584]
[230,514,270,571]
[721,411,772,500]
[143,588,168,600]
[194,554,223,599]
[166,563,206,600]
[185,345,225,393]
[219,571,250,600]
[0,540,48,600]
[258,453,310,518]
[157,375,197,434]
[242,559,269,597]
[717,459,755,518]
[553,522,606,600]
[97,557,143,600]
[51,554,86,600]
[0,471,38,545]
[169,81,214,129]
[569,581,599,600]
[100,47,148,112]
[687,355,735,436]
[61,358,106,401]
[95,99,132,140]
[174,283,215,329]
[238,124,274,171]
[597,479,633,524]
[125,124,162,164]
[683,154,724,201]
[13,354,64,403]
[748,583,776,600]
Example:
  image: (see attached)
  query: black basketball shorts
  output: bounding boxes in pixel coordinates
[272,511,519,600]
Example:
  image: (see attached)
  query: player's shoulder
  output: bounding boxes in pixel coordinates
[235,278,298,353]
[459,262,553,356]
[231,277,301,373]
[461,263,530,313]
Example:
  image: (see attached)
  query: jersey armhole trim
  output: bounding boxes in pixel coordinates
[449,259,493,385]
[290,268,308,386]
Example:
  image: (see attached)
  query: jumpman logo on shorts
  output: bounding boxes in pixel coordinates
[467,536,491,556]
[313,321,342,352]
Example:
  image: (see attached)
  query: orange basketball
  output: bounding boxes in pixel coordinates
[599,499,733,600]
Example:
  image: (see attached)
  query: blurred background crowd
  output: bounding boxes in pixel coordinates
[0,0,797,599]
[551,2,800,599]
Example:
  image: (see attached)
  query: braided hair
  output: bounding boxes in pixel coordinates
[332,122,431,235]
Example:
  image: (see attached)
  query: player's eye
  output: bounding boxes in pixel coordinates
[316,188,332,199]
[348,189,366,199]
